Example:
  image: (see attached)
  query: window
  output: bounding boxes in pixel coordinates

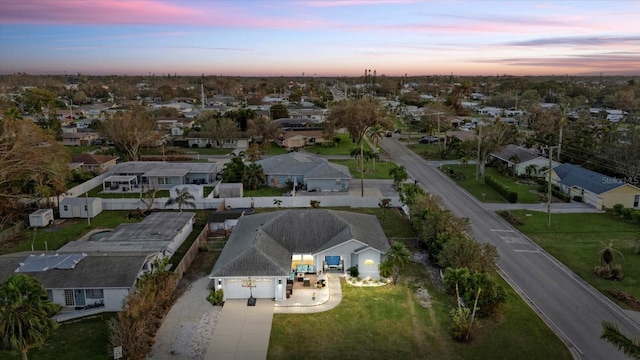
[156,177,172,185]
[363,259,375,265]
[63,205,68,211]
[47,290,53,301]
[85,289,104,299]
[84,205,88,211]
[64,289,74,306]
[634,195,639,208]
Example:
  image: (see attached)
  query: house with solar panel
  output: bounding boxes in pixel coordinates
[550,163,640,209]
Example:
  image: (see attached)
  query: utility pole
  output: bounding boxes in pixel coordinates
[546,145,559,228]
[475,125,482,180]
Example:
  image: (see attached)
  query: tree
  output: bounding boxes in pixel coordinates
[367,125,386,171]
[247,117,280,150]
[378,198,391,222]
[310,200,321,208]
[270,103,289,120]
[382,241,411,285]
[0,274,60,360]
[0,115,71,208]
[475,122,513,179]
[243,163,265,190]
[164,187,196,212]
[389,165,408,190]
[600,321,640,359]
[100,106,161,161]
[221,156,245,183]
[199,111,240,149]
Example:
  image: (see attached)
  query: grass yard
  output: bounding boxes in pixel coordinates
[407,142,460,161]
[0,313,115,360]
[244,187,288,197]
[329,159,395,179]
[441,164,542,204]
[510,210,640,305]
[306,133,371,155]
[270,262,570,360]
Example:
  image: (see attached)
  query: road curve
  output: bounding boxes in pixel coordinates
[380,137,640,360]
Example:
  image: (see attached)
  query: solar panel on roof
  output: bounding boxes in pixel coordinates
[15,253,87,273]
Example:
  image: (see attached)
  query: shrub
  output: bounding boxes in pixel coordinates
[484,175,518,203]
[631,211,640,225]
[206,289,224,306]
[551,188,570,202]
[572,196,583,202]
[613,203,625,216]
[497,210,524,226]
[621,207,633,221]
[347,266,359,277]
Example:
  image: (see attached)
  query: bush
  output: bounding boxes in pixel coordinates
[206,289,224,306]
[572,196,583,202]
[613,203,625,216]
[631,211,640,225]
[621,207,633,221]
[347,266,359,277]
[551,188,570,202]
[497,210,524,226]
[484,175,518,203]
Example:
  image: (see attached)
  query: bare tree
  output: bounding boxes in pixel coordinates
[100,106,161,161]
[199,111,240,149]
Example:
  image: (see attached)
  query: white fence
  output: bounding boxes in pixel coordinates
[102,198,225,211]
[66,173,111,197]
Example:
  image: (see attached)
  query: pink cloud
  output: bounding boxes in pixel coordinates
[0,0,327,30]
[304,0,417,7]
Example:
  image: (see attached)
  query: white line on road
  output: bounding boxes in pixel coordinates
[513,249,541,253]
[490,229,516,232]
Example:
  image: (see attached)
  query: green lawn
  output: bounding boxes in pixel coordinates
[407,142,460,161]
[306,133,370,155]
[511,210,640,305]
[329,159,395,179]
[270,254,570,360]
[442,165,541,204]
[0,313,115,360]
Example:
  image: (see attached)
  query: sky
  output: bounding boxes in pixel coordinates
[0,0,639,77]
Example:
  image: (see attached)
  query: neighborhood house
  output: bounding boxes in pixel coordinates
[210,209,390,301]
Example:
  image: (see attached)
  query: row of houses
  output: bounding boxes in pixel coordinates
[491,145,640,209]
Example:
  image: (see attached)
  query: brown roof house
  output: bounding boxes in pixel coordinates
[70,153,118,173]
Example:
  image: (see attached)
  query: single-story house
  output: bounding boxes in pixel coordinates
[106,161,218,190]
[0,251,150,312]
[276,128,326,149]
[59,212,196,259]
[182,132,250,150]
[60,131,100,146]
[59,197,103,219]
[491,145,559,177]
[210,209,390,300]
[550,163,640,209]
[70,153,118,174]
[256,152,351,192]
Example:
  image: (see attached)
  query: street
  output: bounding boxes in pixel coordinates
[380,137,640,360]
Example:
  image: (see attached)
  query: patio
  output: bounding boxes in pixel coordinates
[275,273,332,308]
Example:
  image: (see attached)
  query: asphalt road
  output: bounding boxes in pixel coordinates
[380,137,640,360]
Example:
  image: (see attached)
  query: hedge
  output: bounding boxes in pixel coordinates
[484,175,518,203]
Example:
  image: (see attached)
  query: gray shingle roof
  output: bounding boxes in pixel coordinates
[256,152,351,179]
[0,252,148,289]
[491,145,542,164]
[553,163,624,194]
[210,209,388,277]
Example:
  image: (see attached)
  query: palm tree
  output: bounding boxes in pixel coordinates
[378,198,391,222]
[598,240,624,268]
[368,125,385,171]
[384,241,412,285]
[164,187,196,212]
[600,321,640,359]
[0,274,60,360]
[243,163,265,190]
[310,200,321,208]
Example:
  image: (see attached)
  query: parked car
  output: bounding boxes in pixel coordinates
[418,136,439,144]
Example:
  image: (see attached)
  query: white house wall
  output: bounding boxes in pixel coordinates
[315,239,368,272]
[355,248,383,278]
[49,287,130,311]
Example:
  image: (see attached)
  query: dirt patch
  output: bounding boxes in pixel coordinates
[413,252,444,292]
[609,289,640,311]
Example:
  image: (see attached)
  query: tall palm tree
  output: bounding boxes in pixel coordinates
[243,163,265,190]
[600,321,640,359]
[368,125,385,171]
[383,241,412,285]
[164,187,196,212]
[0,274,60,360]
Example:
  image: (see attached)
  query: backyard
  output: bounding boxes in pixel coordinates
[510,210,640,306]
[441,164,543,204]
[306,133,373,156]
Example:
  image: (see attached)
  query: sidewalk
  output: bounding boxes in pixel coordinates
[484,202,605,213]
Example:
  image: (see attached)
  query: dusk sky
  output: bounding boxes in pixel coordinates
[0,0,639,77]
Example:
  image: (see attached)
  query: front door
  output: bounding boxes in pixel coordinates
[74,289,85,306]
